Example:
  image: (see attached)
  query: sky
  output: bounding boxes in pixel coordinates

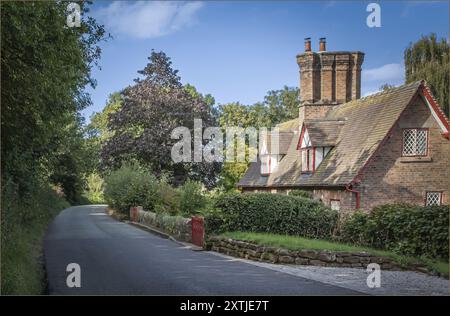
[82,0,449,121]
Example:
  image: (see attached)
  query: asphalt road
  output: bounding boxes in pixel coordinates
[44,205,361,295]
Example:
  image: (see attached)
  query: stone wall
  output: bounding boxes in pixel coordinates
[205,236,429,273]
[135,208,192,242]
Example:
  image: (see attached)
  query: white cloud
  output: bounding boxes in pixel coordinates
[363,63,404,82]
[94,1,204,39]
[361,63,405,96]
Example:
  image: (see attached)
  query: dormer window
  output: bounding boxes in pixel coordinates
[261,155,270,175]
[259,130,293,176]
[260,154,279,175]
[298,123,335,173]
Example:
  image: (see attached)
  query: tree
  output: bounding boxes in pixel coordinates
[101,51,221,188]
[216,87,299,191]
[263,86,300,125]
[404,34,449,116]
[1,1,107,191]
[380,83,395,91]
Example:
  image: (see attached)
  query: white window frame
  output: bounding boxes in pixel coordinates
[426,192,442,206]
[402,128,428,157]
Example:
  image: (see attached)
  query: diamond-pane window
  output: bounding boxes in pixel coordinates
[426,192,442,206]
[403,129,428,156]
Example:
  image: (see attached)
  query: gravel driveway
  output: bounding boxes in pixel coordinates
[210,251,449,295]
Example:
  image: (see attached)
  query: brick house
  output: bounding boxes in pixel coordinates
[237,38,450,212]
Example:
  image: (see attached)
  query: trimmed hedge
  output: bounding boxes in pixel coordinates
[213,192,338,239]
[340,203,449,260]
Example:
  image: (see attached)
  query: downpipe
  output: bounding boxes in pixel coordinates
[345,184,360,210]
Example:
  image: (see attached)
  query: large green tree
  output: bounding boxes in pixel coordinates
[405,34,449,116]
[101,51,221,188]
[1,1,106,193]
[1,1,106,294]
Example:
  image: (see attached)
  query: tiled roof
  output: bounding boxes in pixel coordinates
[238,81,424,188]
[264,131,294,154]
[303,119,345,147]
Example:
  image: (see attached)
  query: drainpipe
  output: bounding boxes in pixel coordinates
[345,184,360,209]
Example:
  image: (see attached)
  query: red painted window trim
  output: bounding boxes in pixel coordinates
[297,124,306,150]
[401,128,429,157]
[301,147,316,173]
[425,191,443,206]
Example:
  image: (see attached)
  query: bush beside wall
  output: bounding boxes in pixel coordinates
[103,164,159,214]
[340,203,449,260]
[213,193,338,240]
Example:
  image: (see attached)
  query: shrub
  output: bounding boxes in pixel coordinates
[214,192,338,239]
[340,203,449,260]
[288,190,313,199]
[178,179,207,216]
[103,163,158,214]
[204,209,226,234]
[155,176,180,215]
[83,173,104,204]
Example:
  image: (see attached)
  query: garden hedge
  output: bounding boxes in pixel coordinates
[340,203,449,260]
[213,192,338,239]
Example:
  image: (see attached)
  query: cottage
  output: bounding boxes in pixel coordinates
[238,38,450,212]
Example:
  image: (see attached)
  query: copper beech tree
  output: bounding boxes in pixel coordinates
[101,51,221,188]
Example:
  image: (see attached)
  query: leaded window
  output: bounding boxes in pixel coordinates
[403,129,428,156]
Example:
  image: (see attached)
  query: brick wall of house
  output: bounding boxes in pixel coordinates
[357,95,450,210]
[310,188,354,212]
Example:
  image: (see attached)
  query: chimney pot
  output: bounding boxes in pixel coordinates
[304,37,311,52]
[319,37,326,52]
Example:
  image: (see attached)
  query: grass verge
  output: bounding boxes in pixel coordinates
[221,231,449,277]
[1,185,70,295]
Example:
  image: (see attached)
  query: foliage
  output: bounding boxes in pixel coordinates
[100,50,221,188]
[178,179,207,216]
[217,87,299,191]
[85,92,124,173]
[155,175,180,216]
[103,165,213,217]
[213,193,338,239]
[380,83,395,91]
[340,204,449,260]
[1,1,106,189]
[262,86,300,125]
[103,163,159,214]
[405,33,449,116]
[83,173,105,204]
[1,1,106,294]
[1,179,70,294]
[288,190,313,199]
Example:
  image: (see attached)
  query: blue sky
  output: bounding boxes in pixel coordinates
[82,0,449,121]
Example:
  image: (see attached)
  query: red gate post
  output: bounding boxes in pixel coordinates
[130,206,137,222]
[191,216,204,247]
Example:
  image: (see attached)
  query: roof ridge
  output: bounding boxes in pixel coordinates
[355,80,422,102]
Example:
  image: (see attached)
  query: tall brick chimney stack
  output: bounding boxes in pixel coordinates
[296,39,365,121]
[304,37,311,52]
[319,38,326,52]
